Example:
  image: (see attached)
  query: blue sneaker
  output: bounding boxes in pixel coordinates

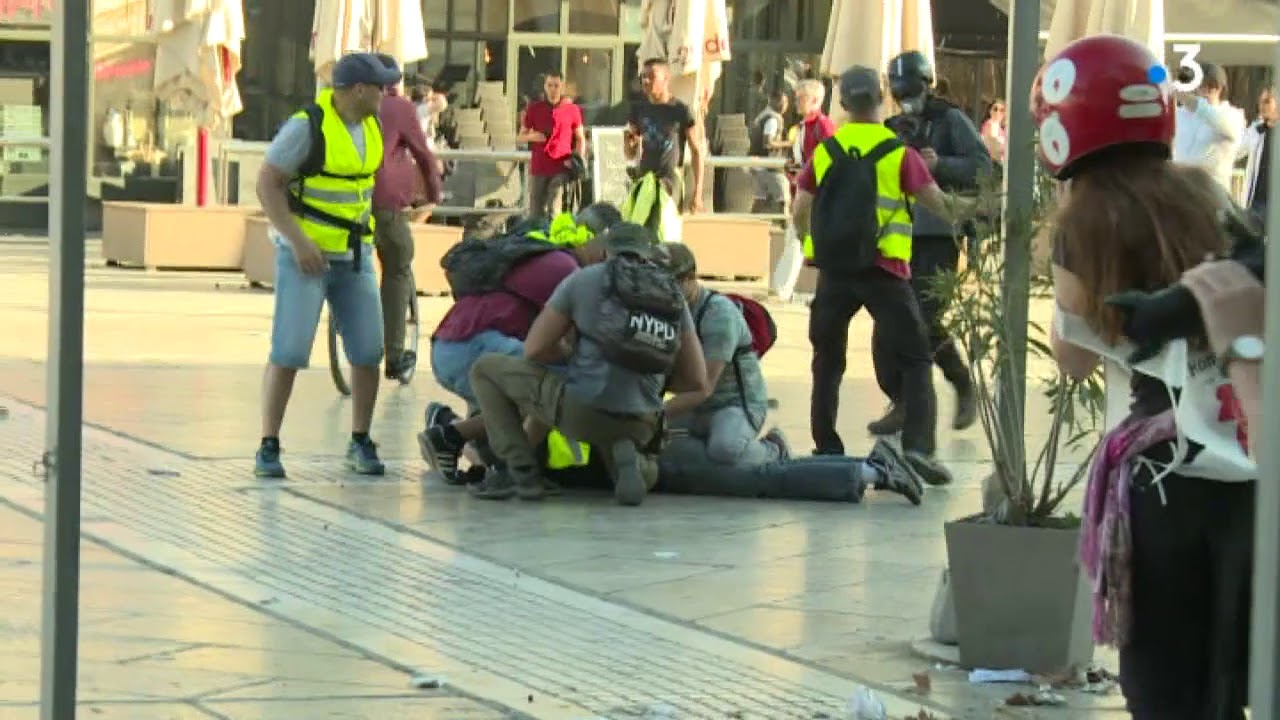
[255,438,286,478]
[346,435,386,476]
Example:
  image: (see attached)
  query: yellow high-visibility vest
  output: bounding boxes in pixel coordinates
[546,429,591,469]
[287,89,384,254]
[804,122,913,263]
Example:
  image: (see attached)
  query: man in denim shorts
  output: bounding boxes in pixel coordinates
[253,53,400,478]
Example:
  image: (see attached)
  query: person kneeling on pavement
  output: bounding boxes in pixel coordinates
[420,204,622,483]
[466,222,711,506]
[655,243,925,505]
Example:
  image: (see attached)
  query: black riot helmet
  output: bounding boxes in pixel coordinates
[886,50,934,115]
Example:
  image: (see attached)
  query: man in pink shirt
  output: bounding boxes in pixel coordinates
[791,66,981,488]
[519,71,586,218]
[373,54,443,380]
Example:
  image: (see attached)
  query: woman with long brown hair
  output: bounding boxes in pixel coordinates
[1035,35,1257,718]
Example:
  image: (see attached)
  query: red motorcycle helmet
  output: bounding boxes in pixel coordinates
[1031,34,1175,179]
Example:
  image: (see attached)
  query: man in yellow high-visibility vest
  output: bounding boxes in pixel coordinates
[254,53,399,479]
[790,66,982,489]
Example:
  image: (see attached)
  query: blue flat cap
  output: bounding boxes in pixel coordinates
[332,52,401,88]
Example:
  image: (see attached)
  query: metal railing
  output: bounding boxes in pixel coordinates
[212,140,791,221]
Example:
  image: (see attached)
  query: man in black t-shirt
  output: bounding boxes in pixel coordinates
[624,59,706,213]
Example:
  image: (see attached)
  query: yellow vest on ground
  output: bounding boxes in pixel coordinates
[803,122,913,264]
[288,89,384,254]
[546,428,591,469]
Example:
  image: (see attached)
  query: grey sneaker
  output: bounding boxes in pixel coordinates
[610,440,647,507]
[419,425,463,482]
[905,450,955,487]
[346,436,386,476]
[762,428,791,460]
[868,439,924,506]
[469,470,517,500]
[424,401,458,429]
[255,438,286,479]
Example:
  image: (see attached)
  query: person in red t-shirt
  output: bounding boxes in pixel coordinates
[519,71,586,218]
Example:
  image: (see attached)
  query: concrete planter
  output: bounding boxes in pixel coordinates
[102,202,255,270]
[944,516,1094,673]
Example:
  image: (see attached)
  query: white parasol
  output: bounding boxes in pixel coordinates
[312,0,429,87]
[637,0,731,118]
[820,0,935,124]
[1045,0,1165,60]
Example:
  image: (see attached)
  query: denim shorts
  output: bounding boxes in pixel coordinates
[431,330,525,404]
[269,242,384,369]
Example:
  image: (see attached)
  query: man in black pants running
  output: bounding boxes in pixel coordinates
[792,66,982,487]
[869,51,991,436]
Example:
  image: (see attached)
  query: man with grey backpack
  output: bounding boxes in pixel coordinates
[466,223,711,506]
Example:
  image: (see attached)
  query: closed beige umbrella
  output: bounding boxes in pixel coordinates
[374,0,429,67]
[311,0,375,86]
[820,0,935,124]
[637,0,731,118]
[1045,0,1165,59]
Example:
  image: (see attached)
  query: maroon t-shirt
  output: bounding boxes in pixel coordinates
[523,99,583,177]
[433,250,581,342]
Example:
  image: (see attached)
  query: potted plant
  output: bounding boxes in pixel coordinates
[930,166,1106,674]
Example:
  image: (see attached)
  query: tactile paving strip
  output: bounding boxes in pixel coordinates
[0,404,926,719]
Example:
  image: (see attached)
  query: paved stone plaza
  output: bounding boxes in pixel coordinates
[0,239,1125,718]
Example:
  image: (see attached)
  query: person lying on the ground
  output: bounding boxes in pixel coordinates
[419,204,623,482]
[652,243,925,505]
[465,222,711,506]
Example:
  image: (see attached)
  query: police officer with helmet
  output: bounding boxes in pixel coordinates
[868,51,992,438]
[791,66,982,487]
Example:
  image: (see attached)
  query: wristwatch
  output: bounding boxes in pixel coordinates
[1221,334,1265,376]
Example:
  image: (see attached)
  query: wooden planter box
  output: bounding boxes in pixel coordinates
[242,218,462,296]
[681,216,771,281]
[102,202,255,270]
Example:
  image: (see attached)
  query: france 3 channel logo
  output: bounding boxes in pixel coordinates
[1148,43,1205,93]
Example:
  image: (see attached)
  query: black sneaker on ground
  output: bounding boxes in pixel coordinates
[952,385,978,431]
[424,401,458,430]
[419,425,463,482]
[867,403,905,435]
[455,465,486,487]
[905,450,954,487]
[867,439,924,506]
[609,440,647,507]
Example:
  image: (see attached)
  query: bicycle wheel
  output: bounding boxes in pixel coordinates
[397,285,420,385]
[327,304,352,397]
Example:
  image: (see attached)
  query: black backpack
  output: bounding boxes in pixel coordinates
[748,109,782,157]
[592,255,686,374]
[810,135,904,274]
[440,233,564,298]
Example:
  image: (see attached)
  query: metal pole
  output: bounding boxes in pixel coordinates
[1248,35,1280,718]
[997,0,1040,474]
[40,0,90,718]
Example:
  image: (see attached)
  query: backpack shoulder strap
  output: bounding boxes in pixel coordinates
[820,135,850,164]
[694,289,720,331]
[862,137,904,164]
[297,103,326,179]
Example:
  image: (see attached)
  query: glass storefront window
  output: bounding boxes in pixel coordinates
[568,0,620,34]
[514,45,561,107]
[452,0,509,33]
[0,39,49,199]
[566,47,613,123]
[514,0,560,32]
[92,41,186,185]
[425,0,448,31]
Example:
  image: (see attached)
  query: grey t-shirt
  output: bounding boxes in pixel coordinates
[691,288,768,425]
[264,115,368,258]
[547,263,695,415]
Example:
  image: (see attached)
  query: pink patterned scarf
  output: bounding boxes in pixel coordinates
[1079,409,1177,647]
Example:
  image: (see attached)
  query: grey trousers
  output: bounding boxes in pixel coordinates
[372,208,414,361]
[658,438,868,502]
[670,406,779,467]
[528,172,571,218]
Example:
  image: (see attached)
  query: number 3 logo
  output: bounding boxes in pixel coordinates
[1172,43,1204,93]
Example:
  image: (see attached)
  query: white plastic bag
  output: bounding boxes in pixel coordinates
[771,223,804,300]
[847,686,887,720]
